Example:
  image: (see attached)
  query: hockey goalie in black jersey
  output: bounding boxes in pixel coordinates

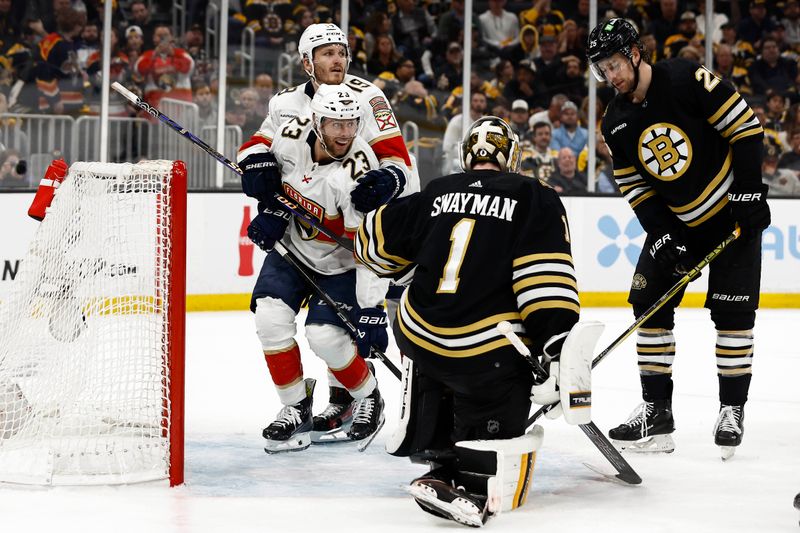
[588,19,771,460]
[355,117,581,527]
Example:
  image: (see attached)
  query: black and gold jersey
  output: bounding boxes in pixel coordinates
[601,58,764,235]
[355,170,579,372]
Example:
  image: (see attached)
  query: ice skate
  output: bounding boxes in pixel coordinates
[608,400,675,453]
[714,404,744,461]
[263,378,315,454]
[311,385,354,443]
[408,471,490,528]
[347,387,385,452]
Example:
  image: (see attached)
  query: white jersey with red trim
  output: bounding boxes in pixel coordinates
[237,75,416,190]
[270,116,387,307]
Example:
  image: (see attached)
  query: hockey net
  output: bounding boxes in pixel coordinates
[0,160,186,486]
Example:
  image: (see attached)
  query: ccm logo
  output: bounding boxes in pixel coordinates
[728,192,762,202]
[649,233,671,258]
[711,293,750,302]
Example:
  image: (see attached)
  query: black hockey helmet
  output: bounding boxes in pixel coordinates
[587,18,642,82]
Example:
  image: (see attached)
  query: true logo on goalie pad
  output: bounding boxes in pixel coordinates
[569,391,591,409]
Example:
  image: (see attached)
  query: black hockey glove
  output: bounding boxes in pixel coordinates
[247,205,291,252]
[350,165,406,213]
[240,152,281,202]
[648,231,695,278]
[727,183,770,240]
[354,307,389,358]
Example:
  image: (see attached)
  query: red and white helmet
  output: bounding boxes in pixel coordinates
[298,23,351,79]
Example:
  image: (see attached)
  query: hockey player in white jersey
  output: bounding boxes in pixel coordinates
[241,85,390,453]
[237,23,418,438]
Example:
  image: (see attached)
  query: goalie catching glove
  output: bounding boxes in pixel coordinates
[350,165,406,212]
[529,322,604,425]
[247,203,291,252]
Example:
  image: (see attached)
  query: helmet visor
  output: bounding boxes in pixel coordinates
[589,55,626,83]
[319,117,360,141]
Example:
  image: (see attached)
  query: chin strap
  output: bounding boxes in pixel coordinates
[623,53,643,96]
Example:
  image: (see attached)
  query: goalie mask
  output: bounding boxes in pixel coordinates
[460,116,521,173]
[298,23,351,81]
[311,84,362,160]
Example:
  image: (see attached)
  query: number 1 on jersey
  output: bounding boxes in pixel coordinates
[437,218,476,293]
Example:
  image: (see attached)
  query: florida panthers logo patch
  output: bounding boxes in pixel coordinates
[638,123,692,181]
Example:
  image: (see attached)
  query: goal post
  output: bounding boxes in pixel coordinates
[0,160,186,486]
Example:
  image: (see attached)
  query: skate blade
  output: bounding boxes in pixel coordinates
[613,434,675,454]
[407,483,486,528]
[311,427,352,443]
[720,446,737,461]
[264,431,312,454]
[354,416,386,452]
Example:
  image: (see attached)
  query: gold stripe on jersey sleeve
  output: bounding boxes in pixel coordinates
[374,206,412,266]
[396,311,518,358]
[669,152,731,214]
[730,126,764,143]
[721,109,754,138]
[708,93,739,124]
[685,196,729,227]
[403,297,522,335]
[630,189,656,208]
[617,180,647,194]
[613,166,637,176]
[520,300,580,319]
[513,253,573,268]
[512,275,578,292]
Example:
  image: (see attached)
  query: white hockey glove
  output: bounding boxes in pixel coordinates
[530,362,563,420]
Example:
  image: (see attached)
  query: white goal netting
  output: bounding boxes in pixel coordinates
[0,160,186,486]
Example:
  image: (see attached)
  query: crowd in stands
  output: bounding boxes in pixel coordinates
[0,0,798,195]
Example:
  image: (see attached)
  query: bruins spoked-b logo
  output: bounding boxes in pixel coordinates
[638,123,692,181]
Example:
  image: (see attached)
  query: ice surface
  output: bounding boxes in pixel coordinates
[1,308,798,533]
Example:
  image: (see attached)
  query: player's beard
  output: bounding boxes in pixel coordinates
[316,67,346,85]
[320,134,355,159]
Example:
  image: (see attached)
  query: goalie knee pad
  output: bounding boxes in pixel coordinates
[454,425,544,515]
[558,321,604,425]
[254,297,297,351]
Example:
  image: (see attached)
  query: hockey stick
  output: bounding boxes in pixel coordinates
[527,226,741,426]
[110,82,355,251]
[274,242,401,380]
[497,322,642,485]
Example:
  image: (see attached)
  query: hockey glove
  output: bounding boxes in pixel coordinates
[350,165,406,212]
[247,205,291,252]
[648,231,695,278]
[240,152,281,202]
[530,362,563,420]
[728,183,770,240]
[355,306,389,358]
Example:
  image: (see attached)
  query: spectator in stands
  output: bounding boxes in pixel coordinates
[551,55,587,104]
[715,43,752,95]
[478,0,519,56]
[394,56,416,85]
[441,91,487,174]
[550,100,587,155]
[392,0,436,68]
[519,0,565,31]
[491,101,510,122]
[77,18,100,68]
[348,26,369,76]
[571,0,591,31]
[181,23,204,59]
[737,0,777,49]
[782,0,800,47]
[533,28,562,94]
[778,129,800,173]
[696,1,729,44]
[504,24,538,65]
[367,33,401,77]
[28,0,70,37]
[364,11,393,60]
[753,101,784,153]
[648,0,681,54]
[0,0,24,51]
[665,11,703,59]
[0,148,27,188]
[764,143,800,195]
[521,120,558,181]
[772,22,794,55]
[781,102,800,141]
[765,91,787,133]
[126,0,156,51]
[509,99,530,140]
[558,19,585,60]
[588,131,618,194]
[548,146,587,195]
[603,0,644,34]
[720,22,756,69]
[193,81,217,127]
[528,93,567,130]
[234,88,264,138]
[677,44,702,62]
[749,38,798,97]
[434,41,463,93]
[253,73,273,117]
[489,59,514,95]
[135,25,194,110]
[35,7,86,116]
[86,26,130,116]
[437,0,464,47]
[124,25,144,68]
[502,59,545,111]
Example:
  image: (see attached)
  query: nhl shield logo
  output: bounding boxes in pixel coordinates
[486,419,500,434]
[638,123,692,181]
[632,273,647,290]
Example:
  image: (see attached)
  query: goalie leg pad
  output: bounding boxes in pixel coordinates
[558,321,604,425]
[454,425,544,515]
[254,297,297,351]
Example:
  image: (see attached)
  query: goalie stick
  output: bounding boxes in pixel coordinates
[497,321,642,486]
[526,227,741,427]
[110,82,355,251]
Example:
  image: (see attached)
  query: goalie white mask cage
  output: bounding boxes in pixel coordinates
[0,160,186,486]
